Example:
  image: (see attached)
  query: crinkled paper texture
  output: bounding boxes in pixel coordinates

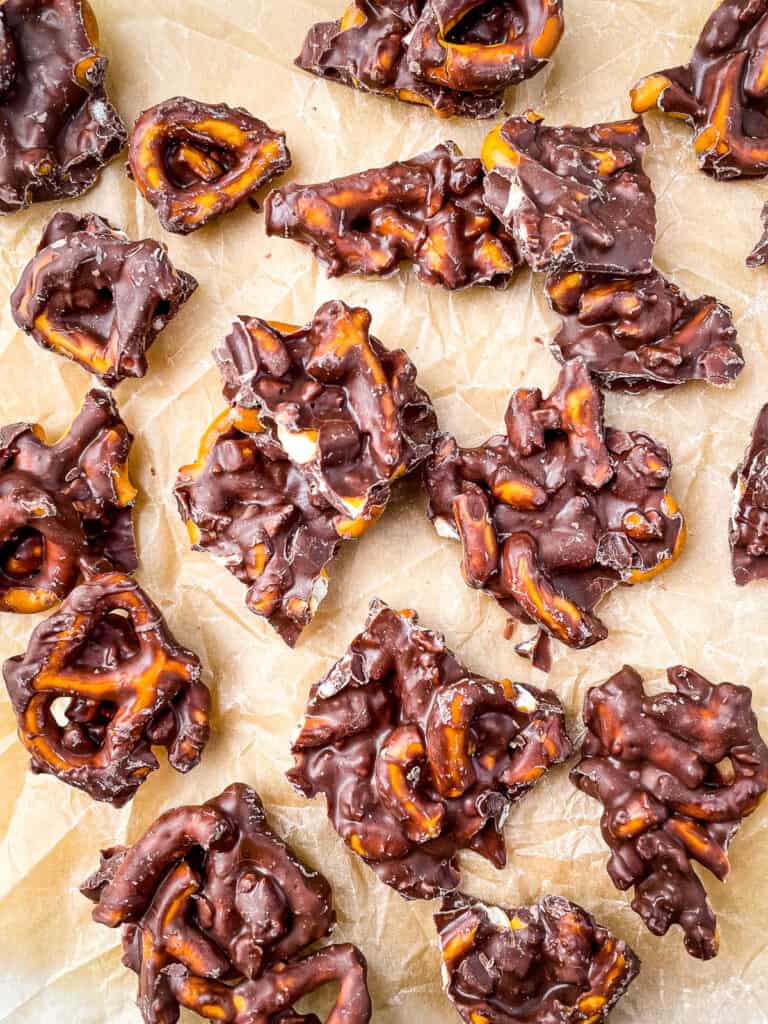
[0,1,767,1021]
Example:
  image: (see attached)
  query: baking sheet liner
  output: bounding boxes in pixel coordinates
[0,0,767,1020]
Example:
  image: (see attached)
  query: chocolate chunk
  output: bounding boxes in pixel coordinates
[730,403,768,584]
[571,665,768,960]
[0,0,126,213]
[482,112,656,274]
[288,600,572,899]
[128,96,291,233]
[265,142,520,288]
[10,212,197,387]
[214,300,438,523]
[424,359,686,655]
[174,406,342,647]
[747,200,768,266]
[631,0,768,179]
[0,388,137,613]
[436,891,640,1023]
[3,571,209,805]
[176,301,437,646]
[546,269,743,390]
[81,783,372,1024]
[295,1,563,118]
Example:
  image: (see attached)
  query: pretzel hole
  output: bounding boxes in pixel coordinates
[0,529,44,580]
[349,214,372,233]
[446,2,522,45]
[71,610,142,671]
[165,140,228,190]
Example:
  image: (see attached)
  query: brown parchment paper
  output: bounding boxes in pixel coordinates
[1,1,768,1020]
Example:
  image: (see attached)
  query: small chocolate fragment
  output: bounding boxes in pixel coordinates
[0,0,126,213]
[424,359,686,654]
[0,389,137,613]
[81,783,372,1024]
[482,112,656,274]
[176,301,437,646]
[546,269,744,390]
[265,142,520,288]
[747,200,768,266]
[128,96,291,234]
[295,1,563,119]
[10,212,197,387]
[4,571,209,805]
[436,891,640,1023]
[174,406,341,647]
[631,0,768,179]
[288,600,572,899]
[730,403,768,584]
[214,300,438,524]
[571,665,768,960]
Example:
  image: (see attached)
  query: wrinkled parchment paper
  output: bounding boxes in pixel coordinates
[1,1,767,1020]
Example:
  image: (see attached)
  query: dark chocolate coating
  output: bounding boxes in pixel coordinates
[0,388,137,613]
[288,600,572,899]
[174,406,343,648]
[424,359,686,655]
[631,0,768,179]
[265,142,520,289]
[295,1,563,118]
[214,300,439,522]
[0,0,126,213]
[436,891,640,1023]
[546,269,744,391]
[571,665,768,960]
[747,199,768,266]
[81,783,372,1024]
[730,402,768,584]
[10,212,197,387]
[482,113,656,275]
[128,96,291,234]
[3,571,209,805]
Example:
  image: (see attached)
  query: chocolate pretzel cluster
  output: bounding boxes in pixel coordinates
[296,0,564,118]
[631,0,768,179]
[81,784,372,1024]
[265,142,519,288]
[0,0,126,213]
[175,301,437,645]
[128,96,291,234]
[571,665,768,960]
[288,600,572,899]
[4,572,210,805]
[424,359,686,660]
[10,212,197,387]
[545,270,744,391]
[436,891,640,1024]
[730,402,768,584]
[0,388,137,613]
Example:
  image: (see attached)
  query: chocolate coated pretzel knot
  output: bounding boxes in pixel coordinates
[265,142,520,288]
[730,402,768,583]
[3,571,209,805]
[436,891,640,1024]
[0,389,136,613]
[545,269,744,391]
[10,212,197,387]
[81,783,372,1024]
[425,359,686,661]
[128,96,291,234]
[214,300,438,526]
[289,600,572,899]
[174,405,341,647]
[0,0,126,213]
[631,0,768,179]
[407,0,564,94]
[571,665,768,959]
[295,1,563,118]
